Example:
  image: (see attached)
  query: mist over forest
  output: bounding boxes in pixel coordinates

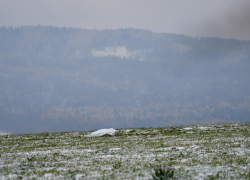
[0,26,250,134]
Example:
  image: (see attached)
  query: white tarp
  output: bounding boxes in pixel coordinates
[84,128,117,137]
[183,127,193,130]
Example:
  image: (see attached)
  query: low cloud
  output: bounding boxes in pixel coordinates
[202,2,250,40]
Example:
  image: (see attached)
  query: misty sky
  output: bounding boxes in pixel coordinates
[1,0,250,40]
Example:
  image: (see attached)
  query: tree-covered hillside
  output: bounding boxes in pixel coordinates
[0,26,250,134]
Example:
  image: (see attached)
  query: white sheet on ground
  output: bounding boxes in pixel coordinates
[84,128,117,137]
[183,127,193,130]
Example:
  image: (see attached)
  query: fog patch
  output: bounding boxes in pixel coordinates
[0,131,10,136]
[173,43,192,53]
[202,2,250,40]
[92,46,152,60]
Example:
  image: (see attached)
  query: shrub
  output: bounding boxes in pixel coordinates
[152,164,174,180]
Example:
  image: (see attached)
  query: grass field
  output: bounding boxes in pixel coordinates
[0,123,250,179]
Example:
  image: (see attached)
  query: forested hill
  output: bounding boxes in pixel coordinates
[1,26,250,134]
[1,26,250,60]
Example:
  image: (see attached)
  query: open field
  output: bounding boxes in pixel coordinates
[0,123,250,179]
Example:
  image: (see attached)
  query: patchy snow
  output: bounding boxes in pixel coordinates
[172,146,186,150]
[181,159,188,163]
[84,128,117,137]
[124,129,132,133]
[73,174,86,180]
[150,147,172,151]
[183,127,193,130]
[187,145,203,149]
[198,127,208,130]
[110,148,121,151]
[82,149,96,153]
[0,123,249,179]
[44,173,53,179]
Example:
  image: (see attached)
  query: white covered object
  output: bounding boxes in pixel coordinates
[183,127,193,130]
[84,128,117,137]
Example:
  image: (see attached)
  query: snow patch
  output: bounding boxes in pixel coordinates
[198,127,208,130]
[187,145,203,149]
[110,148,121,151]
[181,159,188,163]
[82,149,96,153]
[124,129,132,133]
[183,127,193,130]
[43,173,52,179]
[92,46,151,60]
[73,174,86,180]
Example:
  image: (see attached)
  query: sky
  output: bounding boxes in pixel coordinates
[1,0,250,40]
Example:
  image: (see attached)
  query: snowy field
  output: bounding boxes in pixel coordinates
[0,123,250,179]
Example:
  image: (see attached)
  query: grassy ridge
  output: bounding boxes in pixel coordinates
[0,123,250,179]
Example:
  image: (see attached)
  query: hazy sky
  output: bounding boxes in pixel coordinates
[1,0,250,40]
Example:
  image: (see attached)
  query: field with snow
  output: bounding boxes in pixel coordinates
[0,123,250,179]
